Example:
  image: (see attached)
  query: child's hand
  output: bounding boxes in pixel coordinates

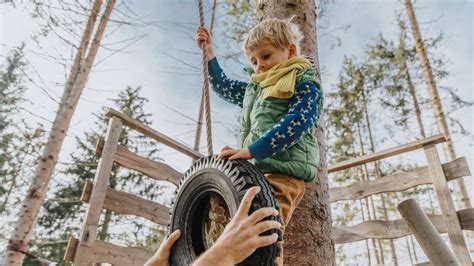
[196,26,215,59]
[217,146,253,160]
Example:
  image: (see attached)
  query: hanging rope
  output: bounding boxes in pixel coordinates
[194,0,229,245]
[194,0,214,156]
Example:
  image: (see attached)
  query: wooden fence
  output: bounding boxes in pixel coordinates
[64,109,473,265]
[64,109,203,266]
[328,134,473,265]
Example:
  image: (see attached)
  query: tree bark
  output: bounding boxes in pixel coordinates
[404,0,472,212]
[256,1,335,264]
[4,1,116,265]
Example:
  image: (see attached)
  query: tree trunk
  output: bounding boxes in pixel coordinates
[357,122,383,264]
[4,1,116,264]
[402,55,426,139]
[255,0,334,264]
[358,200,372,265]
[404,0,472,212]
[405,236,414,265]
[361,87,397,265]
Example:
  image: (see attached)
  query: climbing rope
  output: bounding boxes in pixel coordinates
[194,0,228,245]
[207,196,228,244]
[194,0,213,156]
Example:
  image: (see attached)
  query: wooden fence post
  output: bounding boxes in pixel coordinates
[423,144,471,265]
[398,199,459,265]
[73,116,123,266]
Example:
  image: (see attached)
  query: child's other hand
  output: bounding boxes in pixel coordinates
[196,26,214,59]
[217,146,253,160]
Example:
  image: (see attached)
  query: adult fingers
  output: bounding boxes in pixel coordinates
[254,233,279,248]
[160,229,181,251]
[246,207,278,226]
[252,220,281,235]
[234,186,260,219]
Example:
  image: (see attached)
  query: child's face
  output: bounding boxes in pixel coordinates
[248,42,296,74]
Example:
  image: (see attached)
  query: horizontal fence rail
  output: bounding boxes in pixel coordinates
[332,208,474,244]
[96,137,182,186]
[328,134,446,173]
[81,181,170,225]
[329,157,470,203]
[106,108,204,159]
[65,237,153,266]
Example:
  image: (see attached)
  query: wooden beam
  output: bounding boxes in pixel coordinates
[67,238,154,266]
[331,208,474,244]
[329,157,469,202]
[457,208,474,231]
[106,108,204,159]
[414,262,432,266]
[63,237,79,261]
[424,144,471,265]
[331,213,446,244]
[74,117,122,266]
[398,199,459,265]
[97,138,182,186]
[81,181,170,225]
[328,134,446,173]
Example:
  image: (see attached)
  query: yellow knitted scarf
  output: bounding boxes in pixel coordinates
[251,56,312,99]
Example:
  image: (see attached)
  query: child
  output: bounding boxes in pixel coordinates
[196,17,323,265]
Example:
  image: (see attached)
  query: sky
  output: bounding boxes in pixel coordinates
[1,0,473,263]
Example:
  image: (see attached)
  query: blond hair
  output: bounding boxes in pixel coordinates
[243,17,304,56]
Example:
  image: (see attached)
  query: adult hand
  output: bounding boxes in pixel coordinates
[194,186,281,265]
[217,146,253,160]
[144,230,181,266]
[196,26,215,59]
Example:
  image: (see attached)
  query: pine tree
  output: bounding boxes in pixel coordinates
[404,0,472,216]
[327,57,372,265]
[0,44,46,217]
[328,57,390,264]
[0,44,27,214]
[4,1,118,263]
[32,86,166,264]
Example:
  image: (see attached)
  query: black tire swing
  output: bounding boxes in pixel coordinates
[169,156,282,265]
[168,2,281,264]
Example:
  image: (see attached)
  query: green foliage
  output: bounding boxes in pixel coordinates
[367,16,472,137]
[0,44,46,216]
[220,0,257,44]
[0,44,27,181]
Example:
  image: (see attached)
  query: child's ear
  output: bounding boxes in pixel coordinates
[289,44,297,58]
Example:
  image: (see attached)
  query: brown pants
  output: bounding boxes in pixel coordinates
[265,173,305,266]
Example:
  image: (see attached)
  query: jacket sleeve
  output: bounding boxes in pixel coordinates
[208,57,248,108]
[248,81,322,162]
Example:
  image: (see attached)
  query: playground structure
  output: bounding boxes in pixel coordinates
[63,108,473,265]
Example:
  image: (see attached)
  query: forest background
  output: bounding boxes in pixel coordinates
[0,0,472,264]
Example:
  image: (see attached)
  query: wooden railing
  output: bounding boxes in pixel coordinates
[328,134,473,265]
[64,109,204,265]
[65,109,473,265]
